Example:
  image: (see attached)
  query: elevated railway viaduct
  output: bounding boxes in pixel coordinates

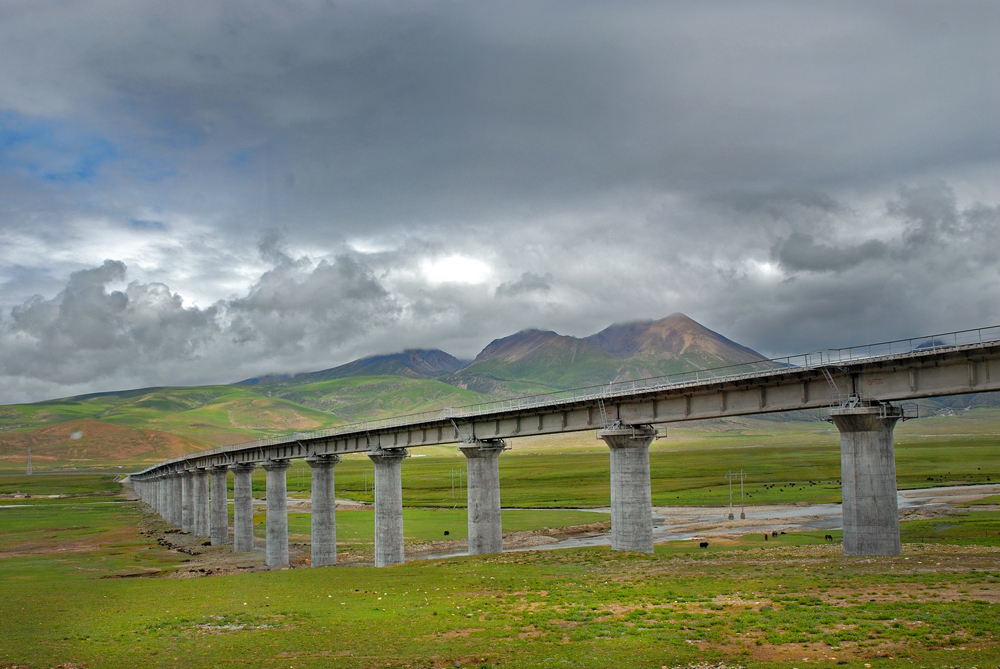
[130,326,1000,567]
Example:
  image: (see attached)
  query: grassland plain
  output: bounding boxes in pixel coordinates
[0,479,998,669]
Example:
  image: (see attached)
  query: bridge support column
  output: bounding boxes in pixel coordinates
[170,472,183,527]
[307,455,341,567]
[158,476,169,518]
[599,424,655,553]
[262,460,291,569]
[368,449,407,567]
[210,466,229,546]
[830,405,903,556]
[163,475,172,524]
[232,463,256,553]
[460,440,505,555]
[193,468,210,538]
[181,469,194,533]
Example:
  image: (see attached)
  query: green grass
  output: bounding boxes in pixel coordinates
[255,375,491,423]
[0,472,122,495]
[252,508,608,544]
[1,484,999,669]
[900,510,1000,546]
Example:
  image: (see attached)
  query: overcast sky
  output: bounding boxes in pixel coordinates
[2,1,999,403]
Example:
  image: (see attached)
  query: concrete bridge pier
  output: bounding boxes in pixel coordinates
[460,440,506,555]
[232,463,256,553]
[830,404,903,556]
[262,460,291,569]
[181,469,195,533]
[307,455,341,567]
[599,424,656,553]
[210,466,229,546]
[158,476,169,518]
[192,468,210,538]
[369,448,408,567]
[170,472,183,527]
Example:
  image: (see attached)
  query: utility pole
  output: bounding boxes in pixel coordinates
[725,469,747,520]
[739,469,746,519]
[726,470,734,520]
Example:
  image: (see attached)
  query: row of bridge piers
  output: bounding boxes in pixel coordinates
[132,404,903,568]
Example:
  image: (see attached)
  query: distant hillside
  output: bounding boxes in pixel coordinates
[0,418,206,466]
[247,375,490,423]
[587,313,765,364]
[237,349,466,386]
[448,313,770,394]
[447,330,620,393]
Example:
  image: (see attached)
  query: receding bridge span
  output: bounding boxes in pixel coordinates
[131,325,1000,567]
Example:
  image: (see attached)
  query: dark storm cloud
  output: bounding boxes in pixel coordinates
[496,272,553,299]
[2,260,216,384]
[772,233,888,272]
[2,1,1000,402]
[0,254,399,389]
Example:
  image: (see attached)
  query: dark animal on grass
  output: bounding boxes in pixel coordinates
[825,535,833,541]
[780,531,786,535]
[764,534,768,541]
[771,531,778,537]
[699,542,709,548]
[443,531,450,536]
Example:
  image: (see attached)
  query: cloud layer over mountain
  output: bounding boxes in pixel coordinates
[1,1,999,402]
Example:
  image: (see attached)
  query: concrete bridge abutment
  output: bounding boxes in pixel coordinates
[460,440,505,556]
[210,466,229,546]
[599,424,656,553]
[307,455,341,567]
[232,463,256,553]
[262,459,291,569]
[830,404,903,556]
[369,448,407,567]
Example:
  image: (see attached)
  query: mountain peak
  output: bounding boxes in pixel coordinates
[587,313,765,362]
[472,329,592,363]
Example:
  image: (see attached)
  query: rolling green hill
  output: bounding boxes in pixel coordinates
[246,375,492,423]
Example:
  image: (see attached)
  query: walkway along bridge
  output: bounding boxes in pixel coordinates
[130,325,1000,567]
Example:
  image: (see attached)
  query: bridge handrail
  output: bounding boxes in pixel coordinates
[135,323,1000,474]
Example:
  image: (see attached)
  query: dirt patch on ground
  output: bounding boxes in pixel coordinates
[0,418,204,464]
[405,521,612,559]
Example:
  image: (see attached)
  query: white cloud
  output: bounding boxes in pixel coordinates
[420,255,493,286]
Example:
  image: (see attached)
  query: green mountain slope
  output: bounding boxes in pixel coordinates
[238,349,466,386]
[247,375,492,423]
